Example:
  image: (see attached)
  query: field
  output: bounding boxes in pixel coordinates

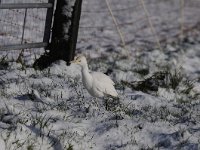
[0,0,200,149]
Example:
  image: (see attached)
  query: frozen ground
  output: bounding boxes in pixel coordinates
[0,0,200,150]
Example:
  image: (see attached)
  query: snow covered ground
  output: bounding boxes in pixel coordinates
[0,0,200,150]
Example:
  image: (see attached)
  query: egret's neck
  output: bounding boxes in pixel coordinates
[81,63,93,88]
[81,63,89,72]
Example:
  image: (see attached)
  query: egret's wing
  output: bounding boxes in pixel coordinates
[92,79,106,97]
[91,72,115,85]
[92,72,118,97]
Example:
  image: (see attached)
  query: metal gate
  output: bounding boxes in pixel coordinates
[0,0,55,51]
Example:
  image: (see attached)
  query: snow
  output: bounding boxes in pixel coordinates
[0,0,200,150]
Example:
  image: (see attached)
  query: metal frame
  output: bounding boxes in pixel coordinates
[0,43,48,51]
[0,1,55,51]
[0,3,52,9]
[43,0,55,44]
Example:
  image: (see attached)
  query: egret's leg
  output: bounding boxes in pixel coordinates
[104,95,120,111]
[91,98,98,107]
[104,96,109,111]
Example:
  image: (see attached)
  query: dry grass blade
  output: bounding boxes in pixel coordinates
[105,0,129,56]
[180,0,185,40]
[138,0,162,51]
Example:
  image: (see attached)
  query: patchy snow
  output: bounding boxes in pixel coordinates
[0,0,200,150]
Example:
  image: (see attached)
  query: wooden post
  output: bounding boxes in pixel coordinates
[68,0,82,63]
[33,0,82,69]
[49,0,82,64]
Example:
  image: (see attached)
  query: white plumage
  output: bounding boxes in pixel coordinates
[71,56,118,98]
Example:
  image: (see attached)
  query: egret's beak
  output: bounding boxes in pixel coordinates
[70,59,77,64]
[70,56,80,64]
[70,56,77,64]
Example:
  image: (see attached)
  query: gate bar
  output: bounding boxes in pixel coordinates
[0,3,53,9]
[0,42,48,51]
[43,0,55,44]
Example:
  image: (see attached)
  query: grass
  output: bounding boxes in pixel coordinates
[0,29,199,149]
[0,55,9,70]
[0,0,199,149]
[167,69,183,90]
[105,0,129,56]
[121,68,196,96]
[139,0,162,51]
[66,144,73,150]
[180,0,185,40]
[27,144,34,150]
[121,71,167,93]
[0,59,199,150]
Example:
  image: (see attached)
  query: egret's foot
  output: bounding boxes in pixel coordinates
[103,96,120,111]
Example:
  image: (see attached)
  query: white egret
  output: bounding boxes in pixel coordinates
[71,56,118,98]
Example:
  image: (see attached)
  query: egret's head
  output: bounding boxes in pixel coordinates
[71,56,87,67]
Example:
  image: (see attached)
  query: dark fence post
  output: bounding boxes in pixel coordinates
[49,0,82,64]
[33,0,82,69]
[67,0,83,63]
